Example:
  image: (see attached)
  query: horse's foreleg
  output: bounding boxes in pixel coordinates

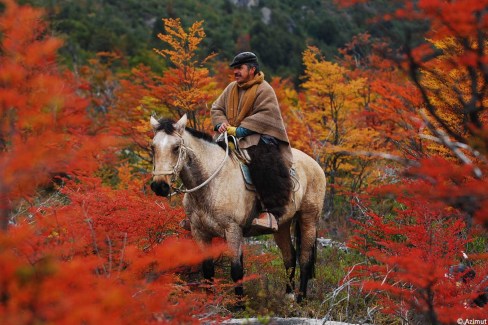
[225,225,244,298]
[297,216,317,303]
[202,258,215,282]
[231,252,244,296]
[273,221,296,297]
[192,229,215,284]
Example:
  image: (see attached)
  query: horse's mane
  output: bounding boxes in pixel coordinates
[156,118,219,146]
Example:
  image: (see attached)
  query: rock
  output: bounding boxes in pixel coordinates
[222,318,356,324]
[316,237,348,251]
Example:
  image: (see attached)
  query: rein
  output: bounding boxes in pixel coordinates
[152,131,229,194]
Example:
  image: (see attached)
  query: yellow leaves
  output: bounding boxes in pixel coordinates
[153,18,217,129]
[420,36,488,142]
[116,164,133,189]
[301,46,367,145]
[139,96,170,118]
[154,18,211,68]
[299,46,381,193]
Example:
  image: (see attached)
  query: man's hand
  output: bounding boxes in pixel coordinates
[217,122,230,133]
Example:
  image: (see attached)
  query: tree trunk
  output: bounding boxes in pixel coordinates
[0,195,10,231]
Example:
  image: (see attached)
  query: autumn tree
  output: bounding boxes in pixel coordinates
[154,18,219,130]
[0,0,117,230]
[349,180,487,324]
[107,18,222,175]
[332,0,488,322]
[0,170,227,324]
[0,2,231,323]
[337,0,488,227]
[299,46,379,220]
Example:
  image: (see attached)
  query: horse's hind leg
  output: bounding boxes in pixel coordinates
[202,258,215,282]
[297,212,318,303]
[225,225,245,300]
[273,220,296,298]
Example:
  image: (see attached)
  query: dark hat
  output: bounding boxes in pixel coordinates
[229,52,258,67]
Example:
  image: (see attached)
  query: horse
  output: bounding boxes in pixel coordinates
[150,114,326,303]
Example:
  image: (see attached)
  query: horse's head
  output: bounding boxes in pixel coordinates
[149,114,188,197]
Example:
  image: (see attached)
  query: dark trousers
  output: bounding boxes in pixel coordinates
[246,137,292,219]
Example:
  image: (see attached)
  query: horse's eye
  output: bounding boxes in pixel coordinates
[172,145,180,154]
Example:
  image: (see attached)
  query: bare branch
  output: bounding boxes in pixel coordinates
[118,232,127,276]
[419,110,483,178]
[419,134,488,164]
[336,150,420,167]
[106,234,113,277]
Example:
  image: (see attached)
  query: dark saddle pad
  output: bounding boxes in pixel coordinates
[224,135,296,192]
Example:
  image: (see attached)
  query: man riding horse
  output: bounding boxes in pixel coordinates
[150,55,327,299]
[212,51,293,232]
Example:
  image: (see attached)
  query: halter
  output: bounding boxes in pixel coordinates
[152,131,229,194]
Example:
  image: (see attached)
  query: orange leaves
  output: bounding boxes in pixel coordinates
[338,2,488,320]
[349,156,488,322]
[0,172,227,324]
[125,238,226,274]
[153,18,218,129]
[0,0,119,229]
[418,0,488,38]
[299,46,378,200]
[350,194,481,321]
[24,38,63,67]
[0,0,48,56]
[155,18,207,67]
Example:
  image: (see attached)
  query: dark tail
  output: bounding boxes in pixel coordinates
[294,220,317,279]
[310,231,317,279]
[295,219,301,267]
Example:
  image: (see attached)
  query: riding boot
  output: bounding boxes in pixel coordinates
[252,211,278,231]
[247,137,292,231]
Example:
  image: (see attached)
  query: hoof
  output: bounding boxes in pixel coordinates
[229,303,245,313]
[285,293,295,301]
[179,218,191,231]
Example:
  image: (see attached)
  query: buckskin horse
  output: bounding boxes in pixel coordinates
[150,114,326,303]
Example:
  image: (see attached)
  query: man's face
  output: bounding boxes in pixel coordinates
[233,64,255,84]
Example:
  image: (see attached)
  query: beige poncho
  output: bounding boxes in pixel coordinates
[211,75,293,168]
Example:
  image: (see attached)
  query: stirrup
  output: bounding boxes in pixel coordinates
[251,212,278,232]
[179,218,191,231]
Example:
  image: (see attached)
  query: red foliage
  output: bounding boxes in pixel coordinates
[0,172,227,324]
[335,1,488,320]
[349,157,488,323]
[0,0,118,229]
[0,2,230,323]
[350,211,485,322]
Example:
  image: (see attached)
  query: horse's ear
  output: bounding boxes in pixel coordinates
[174,114,188,134]
[150,116,160,130]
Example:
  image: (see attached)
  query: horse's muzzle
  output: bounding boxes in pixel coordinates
[150,180,171,197]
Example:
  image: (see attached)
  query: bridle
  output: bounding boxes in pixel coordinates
[152,131,229,194]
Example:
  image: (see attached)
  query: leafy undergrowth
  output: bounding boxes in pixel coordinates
[202,235,399,324]
[0,173,230,324]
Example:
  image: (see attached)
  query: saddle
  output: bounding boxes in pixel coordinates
[227,136,256,191]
